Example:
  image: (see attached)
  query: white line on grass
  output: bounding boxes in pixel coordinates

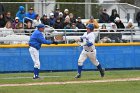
[0,77,140,87]
[0,76,62,79]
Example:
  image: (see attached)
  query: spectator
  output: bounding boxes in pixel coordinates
[49,13,55,27]
[24,21,34,36]
[99,8,110,23]
[1,21,14,44]
[40,14,50,26]
[26,7,36,20]
[70,23,78,32]
[53,17,63,29]
[76,17,86,32]
[16,6,26,22]
[69,13,76,23]
[14,22,24,34]
[86,16,99,29]
[115,17,125,30]
[125,19,135,35]
[98,24,111,43]
[54,8,60,18]
[32,14,41,27]
[59,12,65,23]
[63,9,69,18]
[110,9,120,23]
[136,11,140,28]
[114,17,125,42]
[12,17,19,29]
[2,21,14,37]
[0,3,5,14]
[5,11,14,23]
[109,22,121,42]
[0,13,6,28]
[63,15,71,29]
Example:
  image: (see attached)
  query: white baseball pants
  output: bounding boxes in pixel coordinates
[29,47,40,69]
[78,49,99,66]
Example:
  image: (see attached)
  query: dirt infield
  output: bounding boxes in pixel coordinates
[0,77,140,87]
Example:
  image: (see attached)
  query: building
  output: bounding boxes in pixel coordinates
[98,0,136,22]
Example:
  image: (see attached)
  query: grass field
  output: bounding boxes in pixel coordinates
[0,70,140,93]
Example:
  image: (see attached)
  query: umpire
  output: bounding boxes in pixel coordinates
[29,24,57,79]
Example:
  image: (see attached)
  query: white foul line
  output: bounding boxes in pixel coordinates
[0,77,140,87]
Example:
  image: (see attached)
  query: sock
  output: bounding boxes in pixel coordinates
[97,64,102,71]
[34,68,39,78]
[78,65,82,75]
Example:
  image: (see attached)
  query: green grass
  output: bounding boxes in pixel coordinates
[0,70,140,93]
[0,70,140,84]
[0,81,140,93]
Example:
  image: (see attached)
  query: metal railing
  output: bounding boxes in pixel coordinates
[0,28,140,44]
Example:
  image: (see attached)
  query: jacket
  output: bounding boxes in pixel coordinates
[29,29,52,50]
[26,12,36,20]
[16,6,26,22]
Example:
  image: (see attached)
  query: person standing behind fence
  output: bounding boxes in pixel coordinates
[16,6,26,22]
[86,16,99,30]
[49,13,56,27]
[59,12,65,23]
[76,17,86,32]
[26,7,36,20]
[63,9,69,18]
[2,21,14,37]
[5,11,14,23]
[12,17,19,29]
[32,14,41,27]
[29,24,58,79]
[110,9,120,23]
[125,19,135,35]
[136,11,140,28]
[114,17,125,42]
[0,3,5,15]
[0,13,6,28]
[41,14,50,26]
[99,8,110,23]
[24,21,34,36]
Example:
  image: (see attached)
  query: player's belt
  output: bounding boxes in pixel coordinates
[84,50,93,52]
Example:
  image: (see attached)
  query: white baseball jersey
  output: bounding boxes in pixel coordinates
[82,32,95,51]
[78,32,99,66]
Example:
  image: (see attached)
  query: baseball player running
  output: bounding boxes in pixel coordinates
[29,24,58,79]
[75,24,105,78]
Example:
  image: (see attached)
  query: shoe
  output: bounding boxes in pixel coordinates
[100,68,105,78]
[75,74,81,78]
[33,76,40,79]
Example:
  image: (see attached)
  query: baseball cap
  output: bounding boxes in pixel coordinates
[90,16,94,19]
[77,17,81,19]
[50,12,54,16]
[59,12,63,16]
[56,7,60,10]
[64,9,69,12]
[115,17,120,21]
[43,14,47,17]
[37,24,45,28]
[29,7,33,10]
[15,17,19,20]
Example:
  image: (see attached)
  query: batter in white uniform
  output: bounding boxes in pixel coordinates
[75,24,105,78]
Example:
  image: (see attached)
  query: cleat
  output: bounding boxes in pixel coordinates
[75,74,81,78]
[100,68,105,78]
[33,76,40,79]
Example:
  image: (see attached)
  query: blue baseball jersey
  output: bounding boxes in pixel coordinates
[29,29,52,50]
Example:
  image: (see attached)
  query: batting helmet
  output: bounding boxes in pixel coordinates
[86,24,94,31]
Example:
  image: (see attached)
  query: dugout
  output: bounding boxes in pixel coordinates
[0,43,140,72]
